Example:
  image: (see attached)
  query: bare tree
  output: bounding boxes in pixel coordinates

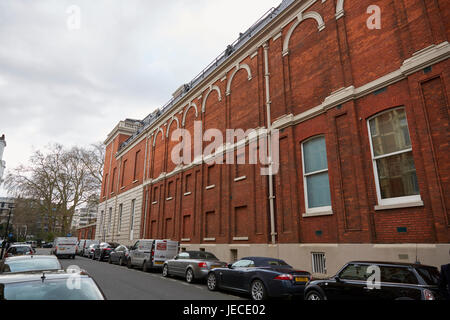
[4,142,105,236]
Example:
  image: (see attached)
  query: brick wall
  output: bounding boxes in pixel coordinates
[99,0,449,246]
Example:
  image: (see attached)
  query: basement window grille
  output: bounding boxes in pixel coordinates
[312,252,326,274]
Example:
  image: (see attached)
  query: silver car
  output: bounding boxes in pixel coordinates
[162,251,227,283]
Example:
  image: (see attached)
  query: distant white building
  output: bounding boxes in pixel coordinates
[71,205,98,229]
[0,135,6,183]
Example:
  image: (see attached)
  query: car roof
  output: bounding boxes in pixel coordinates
[4,255,57,262]
[0,270,90,284]
[9,244,32,248]
[347,261,437,268]
[241,257,288,264]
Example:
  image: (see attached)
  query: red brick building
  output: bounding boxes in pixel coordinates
[77,223,96,241]
[97,0,449,275]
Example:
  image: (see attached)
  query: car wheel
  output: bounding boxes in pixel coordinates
[186,268,195,283]
[251,280,268,301]
[306,290,324,301]
[108,257,112,264]
[119,257,124,266]
[127,258,133,269]
[162,264,169,277]
[207,273,218,291]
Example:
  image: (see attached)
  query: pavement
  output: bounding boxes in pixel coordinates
[36,248,246,300]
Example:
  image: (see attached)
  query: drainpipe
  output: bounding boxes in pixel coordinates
[263,42,277,245]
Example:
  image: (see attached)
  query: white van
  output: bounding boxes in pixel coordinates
[127,239,179,272]
[52,237,78,259]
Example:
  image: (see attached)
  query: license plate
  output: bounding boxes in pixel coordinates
[154,261,163,265]
[60,248,65,251]
[210,265,220,269]
[295,277,308,283]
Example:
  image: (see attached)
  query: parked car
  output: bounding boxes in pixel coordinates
[42,242,53,248]
[127,239,179,272]
[0,255,61,274]
[162,251,227,283]
[51,237,78,259]
[77,240,86,255]
[86,244,100,259]
[0,270,106,300]
[206,257,311,300]
[81,240,99,256]
[93,242,120,262]
[3,245,35,259]
[108,245,129,266]
[304,261,443,301]
[25,241,37,249]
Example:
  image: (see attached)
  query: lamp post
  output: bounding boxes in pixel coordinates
[1,202,15,258]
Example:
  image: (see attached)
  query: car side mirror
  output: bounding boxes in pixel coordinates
[334,276,341,282]
[228,264,233,269]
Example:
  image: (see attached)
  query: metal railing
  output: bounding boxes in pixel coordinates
[118,0,296,153]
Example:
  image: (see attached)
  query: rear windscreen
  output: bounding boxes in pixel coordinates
[2,278,104,300]
[416,267,440,285]
[3,259,61,273]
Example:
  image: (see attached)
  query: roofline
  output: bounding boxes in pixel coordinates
[114,0,307,157]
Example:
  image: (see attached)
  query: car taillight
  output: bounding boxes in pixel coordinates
[423,289,435,301]
[198,262,208,269]
[274,274,294,281]
[151,250,154,257]
[105,248,111,251]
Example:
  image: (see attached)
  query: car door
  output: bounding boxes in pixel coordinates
[176,252,190,275]
[220,260,253,291]
[328,263,371,300]
[128,241,138,265]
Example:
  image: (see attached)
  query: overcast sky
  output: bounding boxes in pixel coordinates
[0,0,281,196]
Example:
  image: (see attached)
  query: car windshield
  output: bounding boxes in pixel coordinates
[1,278,104,300]
[189,252,218,260]
[10,246,31,254]
[416,267,440,285]
[2,258,61,273]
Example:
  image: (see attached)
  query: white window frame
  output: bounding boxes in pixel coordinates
[118,203,123,234]
[301,135,332,215]
[130,199,136,241]
[367,107,422,208]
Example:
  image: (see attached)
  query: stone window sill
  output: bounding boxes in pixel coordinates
[375,201,424,211]
[302,210,333,218]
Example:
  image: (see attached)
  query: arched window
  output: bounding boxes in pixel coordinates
[301,136,332,214]
[368,107,421,206]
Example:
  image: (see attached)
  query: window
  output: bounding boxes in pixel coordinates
[121,160,127,187]
[185,174,191,194]
[368,108,420,206]
[118,204,123,233]
[133,150,141,181]
[302,136,332,213]
[311,252,326,274]
[108,208,112,234]
[103,174,108,196]
[339,264,369,281]
[232,260,255,268]
[111,168,116,193]
[130,199,136,240]
[380,266,418,284]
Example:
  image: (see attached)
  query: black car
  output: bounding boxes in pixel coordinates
[206,257,311,300]
[304,261,443,300]
[108,245,129,266]
[93,242,120,262]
